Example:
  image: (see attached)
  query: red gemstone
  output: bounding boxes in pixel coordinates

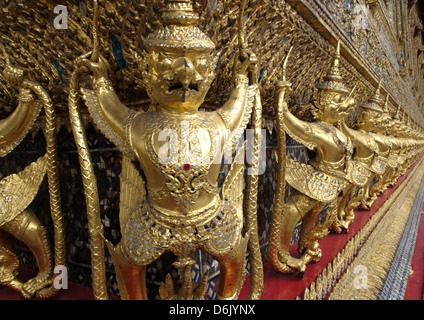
[184,164,191,170]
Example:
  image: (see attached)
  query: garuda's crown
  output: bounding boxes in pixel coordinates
[359,80,384,113]
[145,0,215,51]
[315,41,350,95]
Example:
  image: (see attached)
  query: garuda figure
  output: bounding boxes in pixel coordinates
[0,45,64,299]
[380,97,402,191]
[269,42,356,274]
[332,100,378,233]
[395,114,412,177]
[71,0,263,300]
[355,82,391,209]
[334,91,389,225]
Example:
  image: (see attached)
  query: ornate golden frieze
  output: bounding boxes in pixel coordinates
[1,1,422,128]
[285,0,424,126]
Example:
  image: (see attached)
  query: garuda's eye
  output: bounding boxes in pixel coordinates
[195,57,208,70]
[158,52,172,70]
[160,58,172,70]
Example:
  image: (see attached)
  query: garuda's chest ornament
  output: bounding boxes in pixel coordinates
[142,112,219,213]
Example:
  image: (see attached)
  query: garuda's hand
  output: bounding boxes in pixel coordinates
[75,51,109,80]
[3,66,27,88]
[233,49,258,83]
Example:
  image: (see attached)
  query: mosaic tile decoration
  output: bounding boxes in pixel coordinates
[378,174,424,300]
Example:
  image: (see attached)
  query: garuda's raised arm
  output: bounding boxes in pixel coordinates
[215,51,258,143]
[0,66,42,156]
[274,80,317,151]
[77,55,135,157]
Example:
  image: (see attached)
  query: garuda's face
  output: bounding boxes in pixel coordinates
[357,110,383,133]
[390,122,402,136]
[147,48,215,112]
[312,90,355,123]
[375,115,391,134]
[384,120,396,136]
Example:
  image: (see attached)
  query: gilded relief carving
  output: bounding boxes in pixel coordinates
[0,0,423,300]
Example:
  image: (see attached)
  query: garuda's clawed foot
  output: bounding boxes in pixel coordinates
[0,266,31,299]
[22,272,53,298]
[331,219,347,234]
[359,200,371,211]
[282,255,307,274]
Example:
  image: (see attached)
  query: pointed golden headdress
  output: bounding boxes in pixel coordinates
[359,80,384,113]
[315,41,350,95]
[393,105,401,120]
[382,94,390,114]
[144,0,215,51]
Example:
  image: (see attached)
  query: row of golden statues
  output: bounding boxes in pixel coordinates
[1,0,423,300]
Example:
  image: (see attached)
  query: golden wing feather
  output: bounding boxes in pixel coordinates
[0,155,47,225]
[221,141,246,213]
[285,157,344,203]
[119,155,146,230]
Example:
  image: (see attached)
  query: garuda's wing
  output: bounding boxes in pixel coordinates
[0,155,47,226]
[221,142,246,216]
[119,155,146,231]
[80,88,136,160]
[284,157,344,203]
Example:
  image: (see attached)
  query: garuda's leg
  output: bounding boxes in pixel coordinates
[296,195,328,265]
[343,186,360,227]
[272,191,324,273]
[0,229,25,295]
[369,174,383,199]
[106,241,148,300]
[381,168,393,190]
[359,174,376,210]
[2,209,52,298]
[211,233,249,300]
[332,184,355,233]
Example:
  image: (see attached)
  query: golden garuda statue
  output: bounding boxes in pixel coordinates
[269,42,357,275]
[331,95,379,233]
[0,42,64,299]
[68,0,263,300]
[379,95,402,192]
[334,88,388,227]
[355,81,392,209]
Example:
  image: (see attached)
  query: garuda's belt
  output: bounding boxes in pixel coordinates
[122,196,242,266]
